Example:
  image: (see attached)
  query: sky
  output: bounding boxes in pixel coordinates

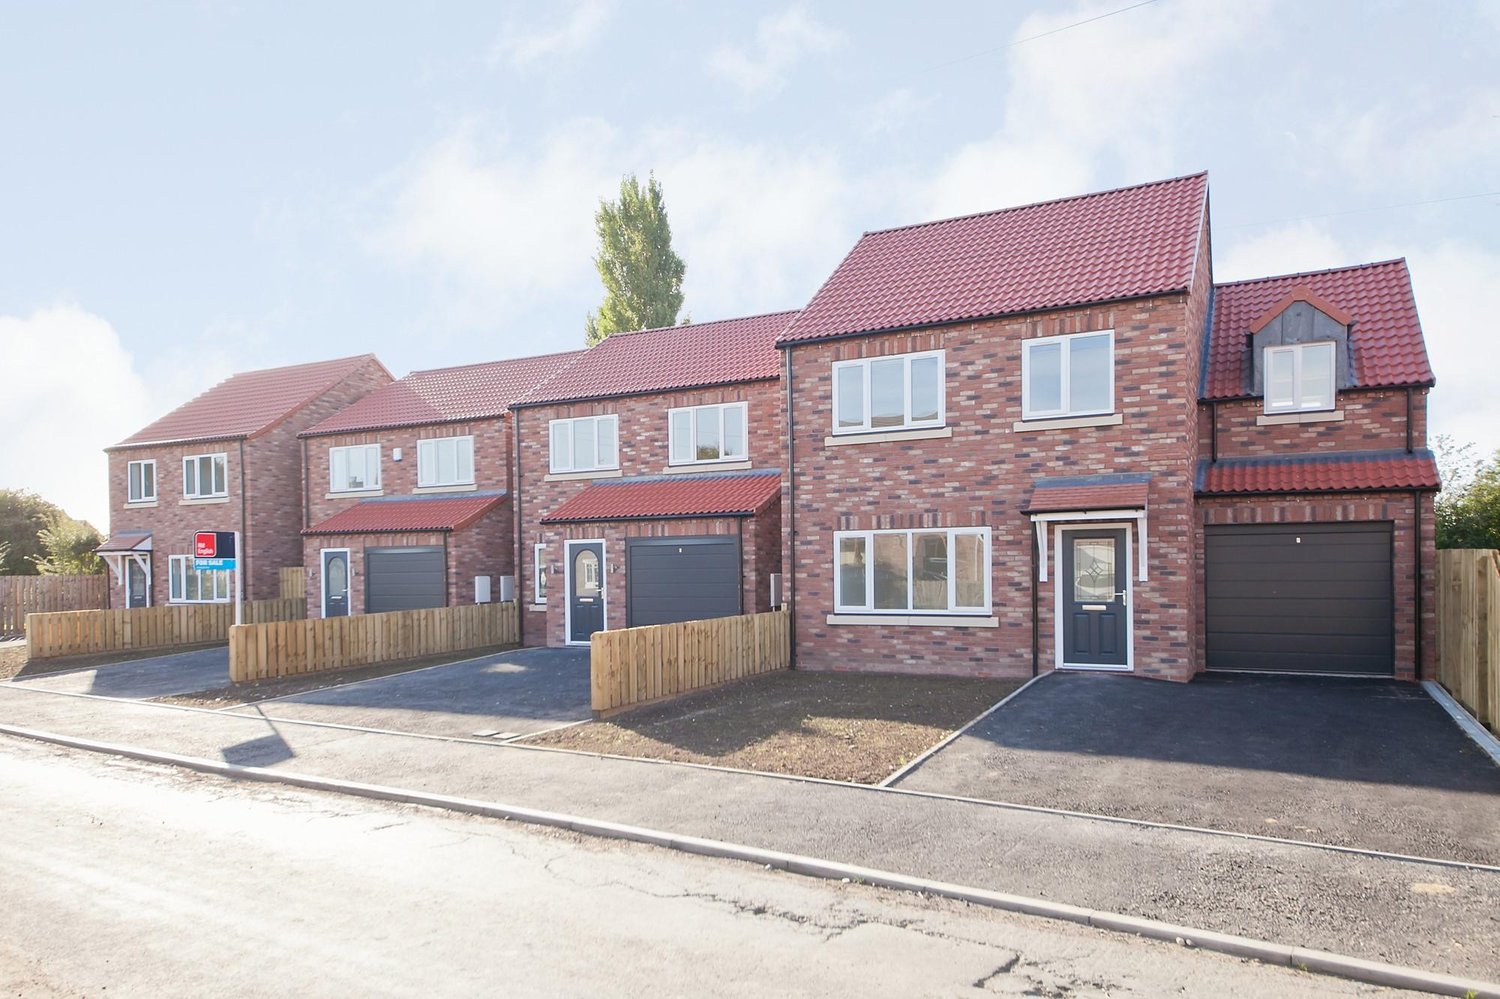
[1,0,1497,529]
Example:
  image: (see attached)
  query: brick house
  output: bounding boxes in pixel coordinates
[777,173,1438,682]
[99,355,392,610]
[512,313,792,648]
[297,352,581,618]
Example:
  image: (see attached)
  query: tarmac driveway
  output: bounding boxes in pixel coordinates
[8,647,230,699]
[225,646,591,740]
[894,671,1500,865]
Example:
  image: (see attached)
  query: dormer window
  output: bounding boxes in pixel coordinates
[1264,342,1336,414]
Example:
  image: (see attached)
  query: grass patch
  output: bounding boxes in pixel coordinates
[156,644,520,708]
[521,670,1021,784]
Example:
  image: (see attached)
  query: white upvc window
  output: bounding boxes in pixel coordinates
[182,453,228,499]
[534,543,547,604]
[329,444,381,493]
[834,527,991,615]
[417,436,475,488]
[549,415,619,473]
[1021,330,1115,421]
[1264,342,1336,414]
[168,555,231,604]
[831,350,945,434]
[127,460,156,503]
[669,402,748,465]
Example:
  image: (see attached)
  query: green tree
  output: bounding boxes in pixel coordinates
[1434,435,1500,549]
[0,490,65,576]
[584,172,686,346]
[31,514,104,575]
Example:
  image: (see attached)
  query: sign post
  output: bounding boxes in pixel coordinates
[194,531,242,626]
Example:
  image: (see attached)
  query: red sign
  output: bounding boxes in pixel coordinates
[195,532,217,558]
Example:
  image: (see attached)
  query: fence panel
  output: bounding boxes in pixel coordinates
[25,598,305,660]
[228,601,520,683]
[589,609,791,714]
[1,575,109,636]
[1436,548,1499,734]
[279,567,306,601]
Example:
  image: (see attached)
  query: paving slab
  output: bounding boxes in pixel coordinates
[0,682,1497,983]
[224,647,591,738]
[894,671,1500,866]
[8,647,230,699]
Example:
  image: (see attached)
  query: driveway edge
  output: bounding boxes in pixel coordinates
[1422,681,1500,768]
[3,721,1496,999]
[878,672,1048,787]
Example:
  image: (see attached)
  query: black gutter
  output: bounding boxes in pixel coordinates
[783,348,797,666]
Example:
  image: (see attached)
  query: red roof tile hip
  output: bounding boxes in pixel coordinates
[1196,450,1439,495]
[540,469,781,523]
[303,493,506,535]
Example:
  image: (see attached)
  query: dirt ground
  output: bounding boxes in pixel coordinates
[156,644,520,708]
[523,671,1020,784]
[0,643,223,683]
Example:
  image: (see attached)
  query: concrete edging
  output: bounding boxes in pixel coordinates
[878,672,1049,787]
[2,721,1496,999]
[1423,680,1500,768]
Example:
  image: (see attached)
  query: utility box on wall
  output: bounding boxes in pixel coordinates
[474,575,491,604]
[497,575,516,603]
[769,573,784,610]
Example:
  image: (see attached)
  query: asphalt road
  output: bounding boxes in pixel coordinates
[0,737,1407,998]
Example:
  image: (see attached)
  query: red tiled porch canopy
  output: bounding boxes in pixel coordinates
[303,493,506,536]
[1196,450,1440,496]
[541,469,781,524]
[1024,474,1152,584]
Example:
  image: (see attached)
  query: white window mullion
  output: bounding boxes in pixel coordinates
[947,529,957,611]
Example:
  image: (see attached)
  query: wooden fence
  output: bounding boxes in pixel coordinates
[228,601,520,683]
[279,567,305,601]
[1,574,109,636]
[590,609,791,714]
[25,598,305,660]
[1436,548,1500,734]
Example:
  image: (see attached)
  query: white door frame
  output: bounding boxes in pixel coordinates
[320,547,351,619]
[1054,521,1134,672]
[563,538,607,647]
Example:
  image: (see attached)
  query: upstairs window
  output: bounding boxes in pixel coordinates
[417,436,475,488]
[549,416,619,474]
[329,444,381,493]
[182,453,228,499]
[1022,330,1114,421]
[127,460,156,503]
[1264,342,1336,414]
[831,350,945,435]
[669,403,748,465]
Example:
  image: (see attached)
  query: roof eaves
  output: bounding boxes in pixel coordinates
[299,412,508,439]
[514,374,781,410]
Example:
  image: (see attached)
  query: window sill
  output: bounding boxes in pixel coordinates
[824,426,952,447]
[545,469,624,482]
[124,500,158,509]
[1012,413,1122,432]
[826,614,999,628]
[327,489,383,499]
[1256,409,1344,426]
[661,459,753,475]
[413,483,477,494]
[531,603,547,611]
[179,496,230,506]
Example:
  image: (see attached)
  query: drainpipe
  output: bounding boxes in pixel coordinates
[301,437,311,530]
[1405,388,1414,454]
[513,410,524,647]
[1209,401,1219,463]
[238,438,248,600]
[783,348,797,667]
[1413,490,1424,682]
[1030,523,1040,676]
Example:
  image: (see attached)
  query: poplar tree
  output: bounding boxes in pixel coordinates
[585,172,686,346]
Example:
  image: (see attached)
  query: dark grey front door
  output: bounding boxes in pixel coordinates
[322,549,350,618]
[126,559,149,608]
[1061,529,1129,668]
[568,541,605,644]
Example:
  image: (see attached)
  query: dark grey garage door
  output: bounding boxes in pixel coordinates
[1205,523,1393,676]
[627,536,741,627]
[366,546,446,614]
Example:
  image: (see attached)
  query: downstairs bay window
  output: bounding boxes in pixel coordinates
[834,527,990,614]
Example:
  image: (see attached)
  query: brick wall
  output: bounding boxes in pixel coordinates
[1199,387,1426,460]
[515,379,784,647]
[784,293,1203,681]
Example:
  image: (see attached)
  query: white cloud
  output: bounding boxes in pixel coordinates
[1215,221,1354,283]
[862,88,929,137]
[708,7,844,98]
[0,306,154,530]
[924,0,1269,217]
[490,0,612,69]
[1312,89,1500,190]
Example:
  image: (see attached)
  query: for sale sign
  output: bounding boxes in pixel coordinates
[195,532,218,558]
[194,531,237,570]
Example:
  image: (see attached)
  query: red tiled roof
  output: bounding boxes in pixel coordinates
[1247,284,1352,332]
[115,354,388,448]
[1024,476,1151,513]
[541,469,781,523]
[96,531,151,553]
[303,494,506,536]
[1196,450,1439,495]
[1204,259,1434,399]
[519,312,797,405]
[304,350,585,437]
[778,173,1208,344]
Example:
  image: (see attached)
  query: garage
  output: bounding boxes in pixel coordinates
[366,546,446,613]
[626,536,741,627]
[1204,522,1393,675]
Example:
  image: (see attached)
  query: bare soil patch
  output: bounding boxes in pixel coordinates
[0,643,222,682]
[156,644,519,708]
[522,670,1020,784]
